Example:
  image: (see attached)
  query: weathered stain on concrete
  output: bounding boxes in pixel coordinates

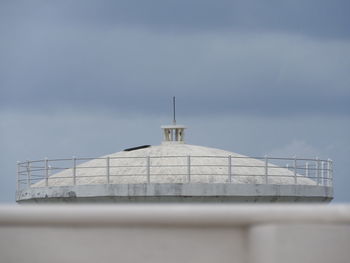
[17,183,333,203]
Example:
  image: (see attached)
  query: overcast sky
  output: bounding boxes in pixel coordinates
[1,0,349,202]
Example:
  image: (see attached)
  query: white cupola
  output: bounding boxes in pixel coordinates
[161,124,186,144]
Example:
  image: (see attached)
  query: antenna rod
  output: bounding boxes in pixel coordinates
[173,96,176,125]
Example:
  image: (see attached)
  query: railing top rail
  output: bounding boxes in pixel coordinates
[18,156,332,163]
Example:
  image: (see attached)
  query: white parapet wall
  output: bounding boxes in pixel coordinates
[0,204,349,263]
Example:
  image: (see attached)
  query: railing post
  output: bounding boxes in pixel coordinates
[321,161,325,186]
[72,157,76,186]
[316,157,320,185]
[306,162,309,177]
[228,155,232,183]
[294,156,297,184]
[264,156,268,184]
[327,159,331,187]
[45,158,49,187]
[26,160,31,187]
[106,157,110,184]
[16,161,20,192]
[146,156,150,183]
[330,159,333,187]
[187,155,191,183]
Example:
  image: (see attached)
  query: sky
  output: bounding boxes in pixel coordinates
[1,0,349,202]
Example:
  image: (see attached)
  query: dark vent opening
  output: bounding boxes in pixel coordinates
[124,145,151,152]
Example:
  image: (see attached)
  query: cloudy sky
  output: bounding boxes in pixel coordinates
[1,0,349,202]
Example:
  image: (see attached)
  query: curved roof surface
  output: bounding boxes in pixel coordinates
[33,143,316,187]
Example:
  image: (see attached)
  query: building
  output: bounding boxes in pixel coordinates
[16,122,333,203]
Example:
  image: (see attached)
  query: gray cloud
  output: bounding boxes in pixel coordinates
[1,23,349,116]
[2,0,350,38]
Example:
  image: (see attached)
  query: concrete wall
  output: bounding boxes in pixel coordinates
[17,183,333,203]
[0,205,349,263]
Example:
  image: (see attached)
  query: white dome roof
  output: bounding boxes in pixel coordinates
[34,143,316,187]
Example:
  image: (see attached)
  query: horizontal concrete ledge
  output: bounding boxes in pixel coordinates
[16,183,333,203]
[18,196,332,203]
[1,205,349,227]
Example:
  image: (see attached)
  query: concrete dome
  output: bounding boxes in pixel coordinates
[18,123,332,203]
[33,143,315,187]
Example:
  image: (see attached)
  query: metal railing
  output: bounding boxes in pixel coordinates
[16,156,333,191]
